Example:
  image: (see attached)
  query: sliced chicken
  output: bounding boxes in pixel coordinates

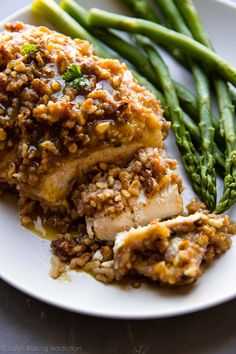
[113,212,235,285]
[73,148,183,241]
[86,184,182,241]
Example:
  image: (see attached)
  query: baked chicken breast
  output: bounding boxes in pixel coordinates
[0,23,168,207]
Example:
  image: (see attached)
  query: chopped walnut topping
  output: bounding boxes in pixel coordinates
[72,148,182,218]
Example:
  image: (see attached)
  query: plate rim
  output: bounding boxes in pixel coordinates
[0,0,236,319]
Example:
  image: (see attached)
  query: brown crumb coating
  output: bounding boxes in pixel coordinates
[0,22,168,188]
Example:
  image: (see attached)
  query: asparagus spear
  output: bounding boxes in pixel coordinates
[229,85,236,106]
[214,81,236,212]
[192,64,216,209]
[121,0,160,22]
[183,115,224,170]
[174,0,236,212]
[174,0,212,48]
[32,0,112,59]
[88,8,236,87]
[154,0,216,209]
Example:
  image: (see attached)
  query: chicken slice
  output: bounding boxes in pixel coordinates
[113,212,235,285]
[86,184,182,241]
[73,148,183,241]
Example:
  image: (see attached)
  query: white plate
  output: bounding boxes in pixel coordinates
[0,0,236,319]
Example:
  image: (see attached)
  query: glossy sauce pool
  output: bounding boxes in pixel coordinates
[28,216,58,241]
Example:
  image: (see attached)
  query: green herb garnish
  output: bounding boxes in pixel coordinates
[21,44,38,56]
[62,64,82,82]
[62,64,90,91]
[69,76,91,90]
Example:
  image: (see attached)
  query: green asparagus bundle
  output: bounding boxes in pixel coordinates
[121,0,160,23]
[174,0,236,212]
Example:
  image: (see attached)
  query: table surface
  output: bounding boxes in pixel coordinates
[1,1,236,353]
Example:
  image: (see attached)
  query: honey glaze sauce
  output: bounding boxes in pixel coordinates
[28,216,58,241]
